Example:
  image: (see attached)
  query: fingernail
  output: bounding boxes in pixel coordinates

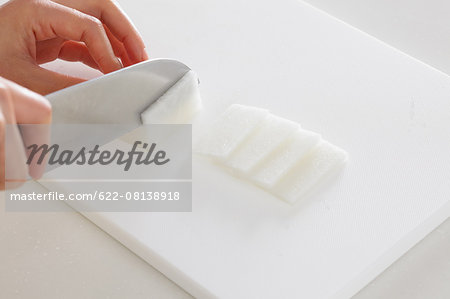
[116,57,123,69]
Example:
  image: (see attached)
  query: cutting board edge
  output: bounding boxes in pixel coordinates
[74,199,450,299]
[332,200,450,299]
[78,211,215,299]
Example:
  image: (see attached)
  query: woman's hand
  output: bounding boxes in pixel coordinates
[0,0,148,95]
[0,76,52,190]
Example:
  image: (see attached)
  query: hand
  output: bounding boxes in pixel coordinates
[0,76,52,190]
[0,0,148,95]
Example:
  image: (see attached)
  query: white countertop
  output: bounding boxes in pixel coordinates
[303,0,450,76]
[1,0,450,298]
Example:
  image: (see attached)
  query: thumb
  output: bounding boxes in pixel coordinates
[0,83,28,189]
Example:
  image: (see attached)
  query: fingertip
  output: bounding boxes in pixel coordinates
[142,47,149,61]
[29,167,45,180]
[101,57,122,74]
[122,38,147,64]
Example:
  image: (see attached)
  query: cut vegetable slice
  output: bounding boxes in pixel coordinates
[223,114,299,174]
[141,70,202,124]
[272,141,348,204]
[251,129,321,188]
[194,103,348,205]
[194,104,269,159]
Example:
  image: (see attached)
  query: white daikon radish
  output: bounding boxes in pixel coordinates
[194,104,269,159]
[223,114,299,174]
[272,141,348,204]
[251,129,321,188]
[141,70,202,124]
[195,103,347,205]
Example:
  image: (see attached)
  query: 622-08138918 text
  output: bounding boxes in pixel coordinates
[8,191,181,201]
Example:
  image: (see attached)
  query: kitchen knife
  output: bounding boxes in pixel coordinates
[43,58,193,150]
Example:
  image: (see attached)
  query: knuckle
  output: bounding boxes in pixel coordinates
[95,55,108,67]
[32,97,52,123]
[108,0,122,9]
[28,0,52,15]
[19,0,37,8]
[39,100,52,122]
[0,82,7,97]
[95,0,118,8]
[0,82,12,106]
[85,16,104,32]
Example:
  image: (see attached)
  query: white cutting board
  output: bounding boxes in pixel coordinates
[39,0,450,298]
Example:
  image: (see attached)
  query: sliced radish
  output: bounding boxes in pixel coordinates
[251,129,321,188]
[223,114,299,174]
[194,103,348,205]
[194,104,268,159]
[272,141,348,204]
[141,70,202,124]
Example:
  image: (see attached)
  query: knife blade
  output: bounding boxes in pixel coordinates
[43,59,192,151]
[47,58,191,124]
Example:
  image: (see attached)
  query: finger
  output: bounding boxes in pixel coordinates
[96,0,148,62]
[58,41,100,70]
[0,82,28,188]
[35,37,66,64]
[0,78,52,180]
[104,25,132,67]
[53,0,148,63]
[0,111,4,190]
[0,83,16,123]
[11,60,85,95]
[2,77,52,124]
[19,123,51,180]
[36,39,100,70]
[34,2,122,73]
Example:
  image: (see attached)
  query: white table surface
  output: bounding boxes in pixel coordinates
[303,0,450,77]
[1,0,450,298]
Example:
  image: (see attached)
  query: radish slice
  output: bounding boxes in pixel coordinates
[223,114,299,174]
[141,70,202,124]
[194,103,348,205]
[194,104,269,159]
[251,129,321,188]
[272,141,348,204]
